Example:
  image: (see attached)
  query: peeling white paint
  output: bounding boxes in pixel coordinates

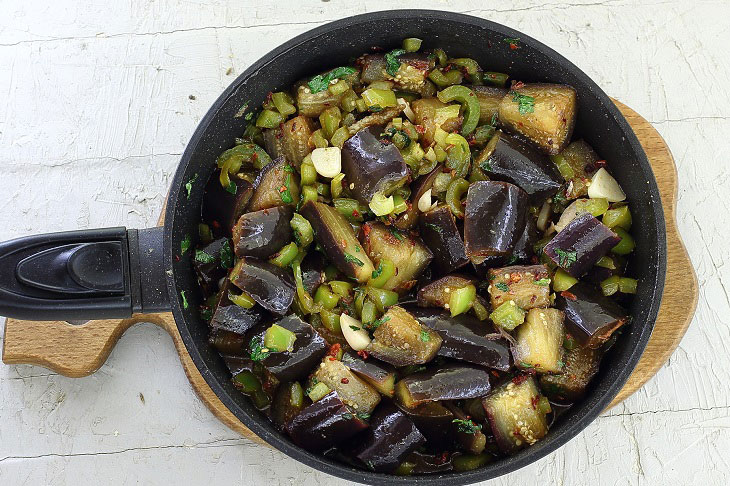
[0,1,729,484]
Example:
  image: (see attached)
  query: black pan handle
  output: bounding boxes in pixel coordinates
[0,227,169,321]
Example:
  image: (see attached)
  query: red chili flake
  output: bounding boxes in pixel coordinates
[370,46,384,52]
[509,42,519,50]
[561,291,578,301]
[211,220,221,230]
[434,452,450,465]
[491,370,501,377]
[340,238,347,249]
[352,209,360,218]
[275,130,284,139]
[379,138,392,145]
[265,91,274,103]
[415,124,425,134]
[328,356,336,361]
[327,343,341,358]
[357,350,369,360]
[362,224,371,237]
[443,64,452,72]
[251,152,258,162]
[511,80,525,90]
[512,374,529,385]
[291,122,297,131]
[340,378,349,384]
[174,254,181,262]
[531,395,541,410]
[279,185,287,193]
[595,159,607,168]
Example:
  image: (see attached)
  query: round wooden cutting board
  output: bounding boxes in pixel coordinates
[1,100,697,444]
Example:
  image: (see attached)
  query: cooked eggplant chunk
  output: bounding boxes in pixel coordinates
[300,201,375,282]
[406,307,511,371]
[193,237,230,296]
[554,140,601,199]
[232,206,293,259]
[359,221,433,293]
[314,357,381,414]
[249,315,328,382]
[473,86,508,124]
[512,216,539,263]
[395,365,492,409]
[271,381,308,428]
[479,131,563,203]
[482,376,549,454]
[464,181,529,263]
[341,351,397,396]
[394,165,441,230]
[540,344,602,401]
[280,115,315,167]
[444,403,487,455]
[230,257,295,314]
[247,156,300,213]
[360,52,436,95]
[353,402,426,472]
[262,127,285,160]
[543,213,620,277]
[513,308,565,372]
[341,126,409,205]
[411,97,463,146]
[300,252,327,295]
[285,391,369,451]
[395,401,455,445]
[487,264,551,310]
[210,279,267,336]
[296,83,347,118]
[416,274,474,308]
[420,205,470,275]
[555,282,628,348]
[209,329,248,356]
[202,177,254,236]
[366,306,442,366]
[498,83,577,155]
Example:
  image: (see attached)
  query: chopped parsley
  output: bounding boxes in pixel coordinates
[490,112,498,127]
[535,278,551,286]
[452,418,482,434]
[557,359,565,368]
[554,248,578,268]
[185,173,198,200]
[520,361,533,368]
[480,160,493,172]
[219,240,234,269]
[180,234,192,254]
[199,306,213,321]
[504,37,521,49]
[342,412,353,420]
[419,330,431,342]
[225,181,237,194]
[356,412,371,420]
[369,315,390,330]
[305,378,319,395]
[424,222,443,234]
[384,48,406,76]
[344,253,364,267]
[368,105,384,112]
[389,227,405,241]
[506,255,519,265]
[249,337,270,362]
[307,66,357,94]
[495,282,510,292]
[372,263,383,279]
[194,249,216,264]
[510,91,535,115]
[180,290,189,309]
[234,100,251,118]
[283,164,295,173]
[280,173,293,204]
[349,325,361,332]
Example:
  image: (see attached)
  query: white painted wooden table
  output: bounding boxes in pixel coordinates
[0,1,728,484]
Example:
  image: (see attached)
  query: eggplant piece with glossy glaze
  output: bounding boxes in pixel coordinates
[300,252,327,295]
[285,391,369,451]
[353,402,426,472]
[247,156,299,213]
[360,53,436,96]
[395,365,492,409]
[210,279,267,336]
[464,181,529,263]
[411,97,463,146]
[487,264,551,310]
[513,308,565,372]
[193,237,229,296]
[472,86,508,124]
[202,177,254,237]
[394,165,441,230]
[555,282,628,348]
[395,401,455,445]
[543,213,620,277]
[416,274,475,309]
[341,126,409,204]
[406,307,511,371]
[540,344,602,401]
[341,350,397,396]
[313,357,381,414]
[366,306,442,367]
[479,131,563,203]
[300,200,375,283]
[419,205,470,276]
[232,206,293,259]
[230,257,295,315]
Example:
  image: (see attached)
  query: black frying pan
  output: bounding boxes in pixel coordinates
[0,10,666,485]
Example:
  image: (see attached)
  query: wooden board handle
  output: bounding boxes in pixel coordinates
[2,313,174,377]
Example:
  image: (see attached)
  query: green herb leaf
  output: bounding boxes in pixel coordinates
[234,100,251,119]
[194,250,216,264]
[349,325,361,332]
[503,37,521,49]
[249,337,270,362]
[180,290,189,309]
[181,234,192,255]
[369,315,390,330]
[219,240,234,269]
[424,222,443,234]
[452,418,482,434]
[389,227,405,241]
[368,105,383,113]
[480,160,493,172]
[344,253,364,267]
[554,248,578,268]
[506,254,519,265]
[283,164,295,173]
[372,263,383,279]
[305,377,319,395]
[495,282,510,292]
[225,181,237,194]
[356,412,371,420]
[419,330,431,342]
[280,173,293,204]
[490,112,498,127]
[308,66,357,94]
[342,412,353,420]
[510,91,535,115]
[384,48,406,76]
[185,173,198,200]
[535,278,551,286]
[200,306,213,321]
[520,361,533,368]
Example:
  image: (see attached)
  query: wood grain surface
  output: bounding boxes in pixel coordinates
[1,100,697,442]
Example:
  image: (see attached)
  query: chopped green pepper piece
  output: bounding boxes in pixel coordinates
[334,198,367,222]
[228,291,256,309]
[428,68,463,87]
[552,268,578,292]
[369,259,396,288]
[365,286,399,312]
[314,284,340,310]
[307,381,331,402]
[271,92,296,116]
[290,213,314,248]
[319,106,342,140]
[449,284,476,317]
[269,242,299,267]
[446,177,470,218]
[618,277,638,294]
[437,85,481,135]
[256,109,285,129]
[482,72,509,87]
[264,324,297,352]
[611,228,635,255]
[603,205,632,230]
[489,301,526,331]
[329,280,353,298]
[319,308,341,334]
[402,37,423,52]
[600,275,620,296]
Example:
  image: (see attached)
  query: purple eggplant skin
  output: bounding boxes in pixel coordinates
[395,165,441,230]
[481,132,563,204]
[193,237,229,296]
[210,330,248,356]
[249,315,328,383]
[300,252,327,295]
[341,126,409,204]
[406,307,512,371]
[209,279,267,336]
[247,156,299,213]
[232,206,293,259]
[341,350,397,396]
[395,401,455,446]
[464,181,529,264]
[471,217,538,277]
[230,257,295,315]
[285,391,368,451]
[555,282,628,348]
[353,402,426,472]
[202,177,254,237]
[395,365,492,409]
[419,205,470,276]
[543,213,621,277]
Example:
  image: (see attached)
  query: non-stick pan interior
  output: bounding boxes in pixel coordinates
[165,10,666,485]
